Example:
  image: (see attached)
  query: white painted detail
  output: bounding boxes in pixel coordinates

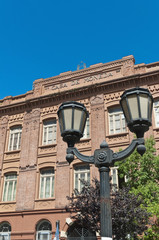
[66,217,73,225]
[60,231,67,237]
[101,238,112,240]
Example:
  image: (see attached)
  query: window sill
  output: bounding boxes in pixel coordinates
[4,149,20,154]
[80,137,91,142]
[107,132,128,137]
[35,198,55,202]
[0,200,16,204]
[39,143,57,148]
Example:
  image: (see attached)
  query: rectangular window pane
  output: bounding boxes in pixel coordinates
[8,127,22,151]
[154,101,159,127]
[3,175,17,202]
[40,169,54,199]
[3,182,8,201]
[40,178,44,198]
[82,118,90,139]
[109,108,126,134]
[45,177,50,198]
[74,165,90,193]
[43,120,57,145]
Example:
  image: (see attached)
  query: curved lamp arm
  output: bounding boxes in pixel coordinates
[67,147,94,164]
[112,138,145,164]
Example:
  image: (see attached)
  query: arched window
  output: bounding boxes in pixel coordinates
[67,223,97,240]
[0,222,11,240]
[36,220,52,240]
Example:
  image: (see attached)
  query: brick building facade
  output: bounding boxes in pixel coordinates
[0,55,159,239]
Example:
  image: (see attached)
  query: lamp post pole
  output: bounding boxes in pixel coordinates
[57,87,153,239]
[100,166,112,239]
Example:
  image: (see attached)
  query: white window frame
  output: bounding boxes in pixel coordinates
[42,119,57,145]
[0,232,11,240]
[8,126,22,151]
[154,100,159,127]
[82,118,90,139]
[110,167,119,191]
[39,169,54,199]
[2,174,17,202]
[74,165,90,192]
[36,231,51,240]
[109,108,126,135]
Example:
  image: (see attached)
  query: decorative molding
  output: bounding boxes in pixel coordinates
[38,145,57,155]
[41,106,58,117]
[149,84,159,95]
[34,56,135,89]
[4,151,20,161]
[9,114,24,124]
[76,139,91,150]
[19,164,37,172]
[0,202,16,212]
[0,126,7,136]
[106,133,129,144]
[35,198,55,209]
[104,92,121,103]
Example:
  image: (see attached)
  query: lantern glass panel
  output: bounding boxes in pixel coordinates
[63,108,72,130]
[148,97,153,120]
[121,98,130,122]
[139,94,148,119]
[80,112,87,133]
[74,108,83,131]
[59,111,64,132]
[127,94,139,119]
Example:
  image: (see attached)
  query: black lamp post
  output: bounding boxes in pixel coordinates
[57,87,153,240]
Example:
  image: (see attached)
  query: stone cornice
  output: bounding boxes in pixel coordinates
[0,69,159,115]
[33,55,135,87]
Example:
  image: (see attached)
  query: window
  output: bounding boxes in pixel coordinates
[36,220,52,240]
[2,173,17,202]
[74,165,90,193]
[0,222,11,240]
[67,223,97,239]
[109,108,126,134]
[8,126,22,151]
[82,118,90,139]
[154,100,159,127]
[42,119,57,145]
[110,167,119,191]
[39,168,54,199]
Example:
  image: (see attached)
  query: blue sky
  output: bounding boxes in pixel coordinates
[0,0,159,99]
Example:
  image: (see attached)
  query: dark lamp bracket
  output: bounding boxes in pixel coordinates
[66,138,145,166]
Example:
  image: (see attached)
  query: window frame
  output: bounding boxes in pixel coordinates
[81,117,90,139]
[39,168,55,199]
[42,119,57,145]
[74,165,90,193]
[2,173,17,202]
[0,222,11,240]
[153,100,159,127]
[36,220,52,240]
[8,126,22,151]
[110,167,119,191]
[108,107,126,135]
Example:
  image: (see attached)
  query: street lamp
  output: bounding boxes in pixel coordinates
[57,87,153,240]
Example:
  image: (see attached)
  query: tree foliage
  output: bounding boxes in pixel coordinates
[66,179,150,240]
[115,136,159,239]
